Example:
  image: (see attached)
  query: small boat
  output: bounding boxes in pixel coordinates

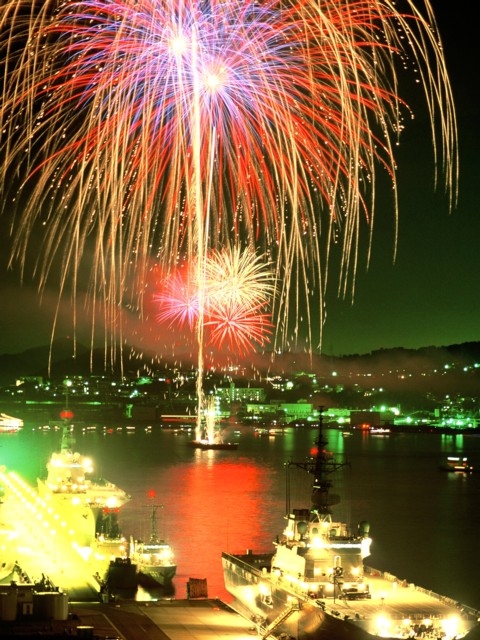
[222,408,480,640]
[369,427,391,435]
[131,504,176,587]
[268,427,285,436]
[92,547,137,593]
[0,413,23,432]
[440,456,474,473]
[188,398,239,450]
[188,439,238,450]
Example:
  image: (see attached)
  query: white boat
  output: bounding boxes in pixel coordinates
[369,427,392,435]
[1,456,136,598]
[0,413,23,432]
[440,456,474,473]
[131,504,176,587]
[222,410,480,640]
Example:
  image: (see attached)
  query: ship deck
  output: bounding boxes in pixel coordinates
[314,572,480,640]
[332,570,471,622]
[223,552,480,639]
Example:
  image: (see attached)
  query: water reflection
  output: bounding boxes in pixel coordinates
[1,424,479,608]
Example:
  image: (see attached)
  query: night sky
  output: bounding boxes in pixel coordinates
[321,0,479,356]
[0,0,478,359]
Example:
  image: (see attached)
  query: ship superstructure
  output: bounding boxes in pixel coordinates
[270,426,372,602]
[37,425,130,542]
[131,504,176,587]
[222,410,480,640]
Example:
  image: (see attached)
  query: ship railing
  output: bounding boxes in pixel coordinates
[364,566,480,621]
[223,552,273,577]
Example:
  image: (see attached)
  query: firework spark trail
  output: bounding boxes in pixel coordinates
[1,0,457,360]
[153,247,274,436]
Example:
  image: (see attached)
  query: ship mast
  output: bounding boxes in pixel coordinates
[286,406,348,519]
[147,504,163,543]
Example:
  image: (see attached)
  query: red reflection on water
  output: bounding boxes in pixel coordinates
[158,458,270,599]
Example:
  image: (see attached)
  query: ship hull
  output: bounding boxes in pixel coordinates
[137,563,176,587]
[222,551,372,640]
[106,558,138,592]
[222,552,480,640]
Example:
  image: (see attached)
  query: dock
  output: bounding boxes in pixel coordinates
[0,599,258,640]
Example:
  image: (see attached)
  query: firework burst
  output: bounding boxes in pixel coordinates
[0,0,457,356]
[154,247,275,353]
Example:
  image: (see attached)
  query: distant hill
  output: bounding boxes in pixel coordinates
[1,339,480,386]
[0,339,103,385]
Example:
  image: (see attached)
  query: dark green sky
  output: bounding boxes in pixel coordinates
[321,0,479,355]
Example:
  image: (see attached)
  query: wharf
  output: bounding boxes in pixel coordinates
[0,599,257,640]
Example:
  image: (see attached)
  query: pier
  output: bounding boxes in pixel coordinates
[0,600,258,640]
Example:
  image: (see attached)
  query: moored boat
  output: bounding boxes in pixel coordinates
[439,456,474,473]
[131,504,176,587]
[91,541,137,593]
[222,409,480,640]
[35,422,136,592]
[188,439,238,450]
[0,413,23,432]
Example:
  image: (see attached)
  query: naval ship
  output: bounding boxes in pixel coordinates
[36,424,136,592]
[222,410,480,640]
[130,504,177,587]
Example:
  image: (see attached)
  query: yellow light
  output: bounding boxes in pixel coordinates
[442,616,459,637]
[375,615,392,635]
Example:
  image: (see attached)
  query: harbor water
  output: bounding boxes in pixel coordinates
[1,423,479,610]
